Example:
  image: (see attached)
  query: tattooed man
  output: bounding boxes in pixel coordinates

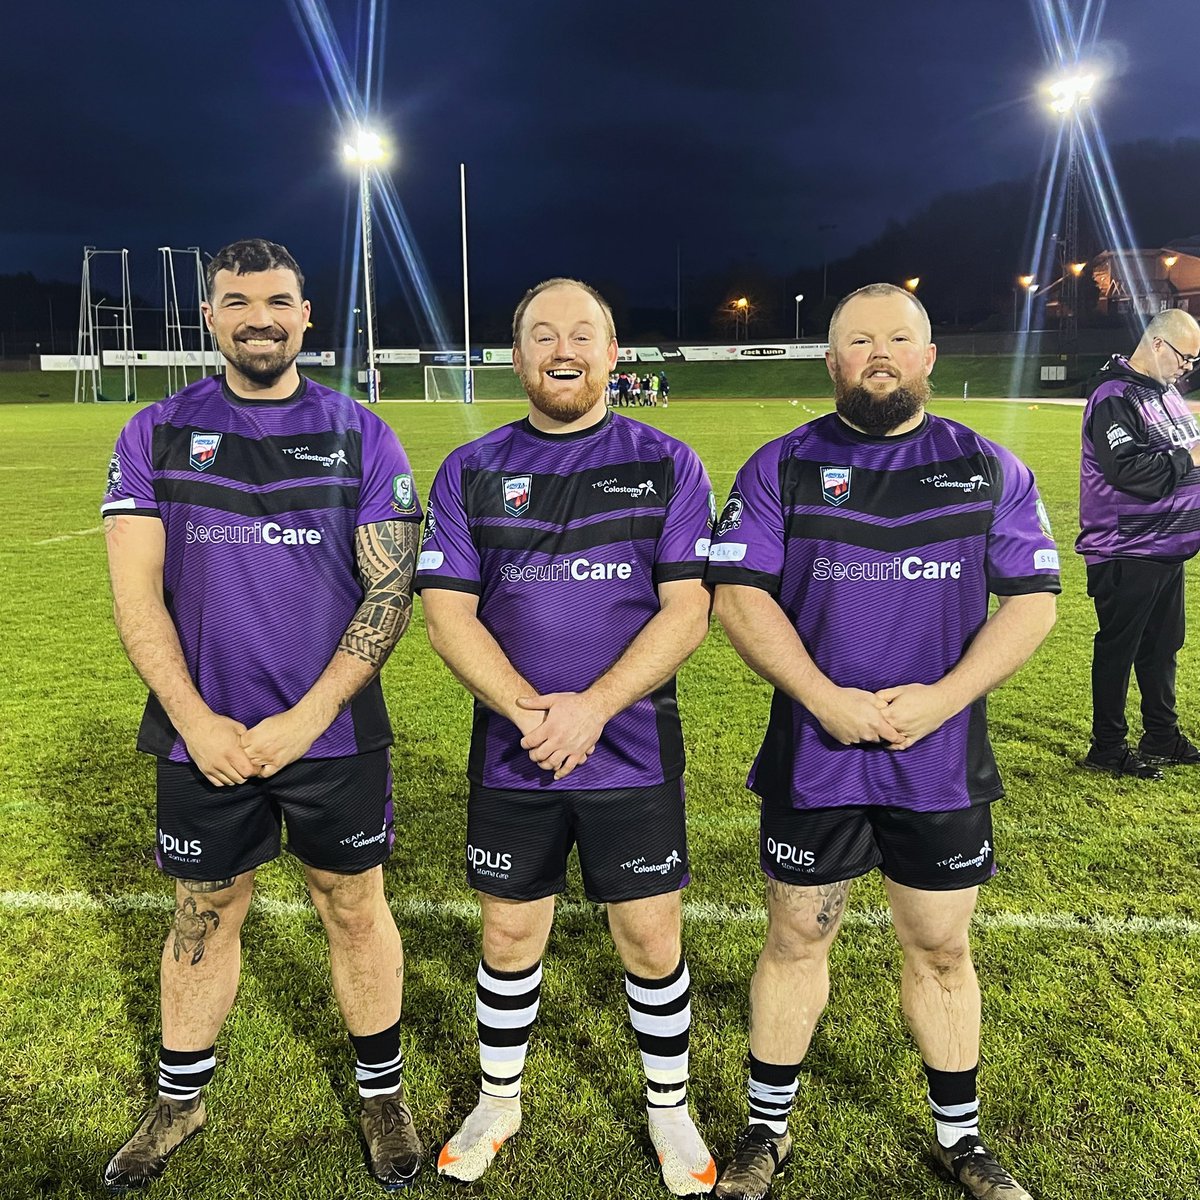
[100,239,424,1191]
[707,284,1059,1200]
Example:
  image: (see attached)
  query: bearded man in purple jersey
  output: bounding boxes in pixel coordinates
[1077,307,1200,780]
[707,284,1059,1200]
[100,239,425,1191]
[417,279,717,1195]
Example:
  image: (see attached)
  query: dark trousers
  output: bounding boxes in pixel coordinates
[1087,557,1186,749]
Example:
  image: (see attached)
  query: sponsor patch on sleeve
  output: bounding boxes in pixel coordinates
[417,550,444,571]
[1034,548,1060,570]
[694,537,711,557]
[1106,423,1132,450]
[708,542,747,562]
[105,453,123,496]
[392,473,417,514]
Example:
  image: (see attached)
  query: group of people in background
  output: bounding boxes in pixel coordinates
[609,369,669,407]
[96,238,1199,1200]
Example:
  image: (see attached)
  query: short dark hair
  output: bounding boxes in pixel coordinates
[205,238,305,298]
[511,277,616,344]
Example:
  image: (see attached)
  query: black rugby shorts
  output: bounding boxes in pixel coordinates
[155,750,394,880]
[466,779,690,903]
[759,799,996,891]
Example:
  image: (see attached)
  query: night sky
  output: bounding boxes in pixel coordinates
[4,0,1199,326]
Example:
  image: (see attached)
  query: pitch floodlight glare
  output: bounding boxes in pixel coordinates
[343,128,389,166]
[1045,70,1098,115]
[1071,262,1087,276]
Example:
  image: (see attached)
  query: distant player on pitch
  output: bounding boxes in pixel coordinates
[100,239,425,1191]
[707,283,1059,1200]
[417,278,716,1194]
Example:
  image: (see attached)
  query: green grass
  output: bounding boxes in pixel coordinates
[2,398,1199,1198]
[2,353,1105,407]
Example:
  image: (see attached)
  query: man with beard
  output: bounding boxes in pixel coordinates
[416,278,717,1195]
[706,284,1059,1200]
[100,239,426,1191]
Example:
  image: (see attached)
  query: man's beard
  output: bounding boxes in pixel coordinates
[218,331,299,387]
[519,364,606,423]
[833,368,930,435]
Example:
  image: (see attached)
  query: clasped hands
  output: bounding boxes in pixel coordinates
[181,708,322,787]
[515,691,607,782]
[812,681,958,751]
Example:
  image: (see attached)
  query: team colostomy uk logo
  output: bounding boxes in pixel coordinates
[621,849,682,877]
[503,474,532,517]
[591,476,658,498]
[282,445,348,468]
[189,432,222,471]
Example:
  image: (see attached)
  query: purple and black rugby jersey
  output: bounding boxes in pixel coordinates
[706,412,1061,813]
[1077,356,1200,564]
[101,375,421,762]
[415,411,712,790]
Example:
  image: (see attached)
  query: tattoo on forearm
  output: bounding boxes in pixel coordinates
[340,521,417,668]
[171,897,220,966]
[182,877,237,894]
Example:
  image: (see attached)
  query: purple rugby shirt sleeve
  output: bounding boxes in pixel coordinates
[100,409,158,518]
[704,438,786,593]
[985,446,1062,596]
[413,453,481,595]
[357,412,422,525]
[653,444,715,583]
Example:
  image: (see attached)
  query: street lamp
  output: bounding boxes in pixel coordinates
[1164,254,1179,299]
[794,294,804,340]
[1014,275,1037,332]
[343,127,391,403]
[734,296,749,342]
[904,277,920,293]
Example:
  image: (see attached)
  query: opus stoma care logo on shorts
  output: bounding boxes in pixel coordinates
[184,520,324,546]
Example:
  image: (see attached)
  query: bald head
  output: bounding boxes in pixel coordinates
[828,283,931,349]
[1131,307,1200,386]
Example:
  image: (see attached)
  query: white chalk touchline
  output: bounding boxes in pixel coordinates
[34,525,103,545]
[2,890,1197,939]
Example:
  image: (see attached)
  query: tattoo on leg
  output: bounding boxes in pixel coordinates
[182,877,237,894]
[814,881,849,936]
[172,897,220,966]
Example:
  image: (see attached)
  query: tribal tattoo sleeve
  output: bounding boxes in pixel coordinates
[339,520,419,668]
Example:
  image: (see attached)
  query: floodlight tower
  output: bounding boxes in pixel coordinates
[343,128,390,404]
[1045,70,1097,346]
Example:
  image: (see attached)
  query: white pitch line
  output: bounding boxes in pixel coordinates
[34,525,103,545]
[2,890,1198,939]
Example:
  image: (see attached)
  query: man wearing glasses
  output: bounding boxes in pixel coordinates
[1078,307,1200,778]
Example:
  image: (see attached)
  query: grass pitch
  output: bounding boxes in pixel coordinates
[1,397,1198,1199]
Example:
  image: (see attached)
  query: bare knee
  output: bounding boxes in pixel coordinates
[762,878,848,965]
[480,897,552,972]
[900,933,973,982]
[306,866,387,942]
[167,873,254,964]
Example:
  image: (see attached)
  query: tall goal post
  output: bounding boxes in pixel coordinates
[424,364,524,403]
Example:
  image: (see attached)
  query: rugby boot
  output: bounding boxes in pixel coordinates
[1138,731,1200,766]
[360,1083,424,1189]
[1080,744,1162,780]
[437,1094,521,1182]
[102,1094,205,1191]
[712,1124,792,1200]
[648,1105,717,1195]
[931,1134,1033,1200]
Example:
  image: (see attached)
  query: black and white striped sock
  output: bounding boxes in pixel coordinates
[925,1062,980,1148]
[747,1054,801,1136]
[158,1045,215,1102]
[625,957,691,1109]
[350,1017,403,1098]
[477,959,542,1100]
